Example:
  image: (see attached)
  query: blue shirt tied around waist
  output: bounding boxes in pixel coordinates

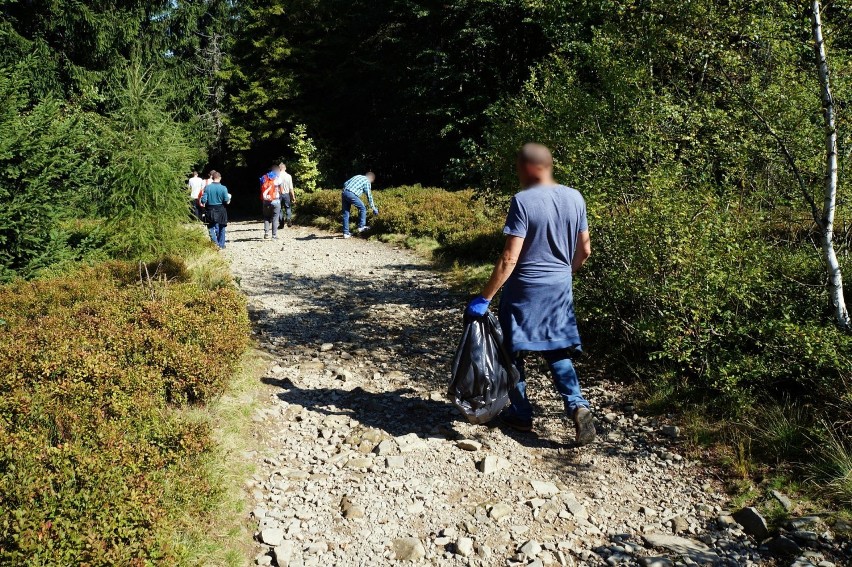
[497,184,588,353]
[343,175,375,209]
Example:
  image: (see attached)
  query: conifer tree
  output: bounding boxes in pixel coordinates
[289,124,322,193]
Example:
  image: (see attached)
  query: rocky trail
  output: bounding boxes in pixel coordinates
[224,221,849,567]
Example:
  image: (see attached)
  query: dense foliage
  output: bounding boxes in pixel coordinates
[0,2,223,277]
[0,262,250,564]
[0,70,88,280]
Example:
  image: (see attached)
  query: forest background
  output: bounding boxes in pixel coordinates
[1,0,852,562]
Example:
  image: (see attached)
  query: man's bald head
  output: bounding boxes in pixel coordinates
[516,143,555,188]
[518,143,553,168]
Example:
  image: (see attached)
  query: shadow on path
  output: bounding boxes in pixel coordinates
[246,242,600,460]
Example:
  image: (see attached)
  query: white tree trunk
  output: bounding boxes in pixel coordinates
[811,1,850,330]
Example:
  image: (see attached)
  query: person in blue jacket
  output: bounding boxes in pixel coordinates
[200,170,231,250]
[466,143,595,446]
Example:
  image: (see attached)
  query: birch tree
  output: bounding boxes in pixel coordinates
[811,1,850,330]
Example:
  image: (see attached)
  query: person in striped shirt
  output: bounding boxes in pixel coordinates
[341,172,378,239]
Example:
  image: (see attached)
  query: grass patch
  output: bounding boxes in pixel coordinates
[185,246,235,290]
[811,423,852,506]
[170,350,270,566]
[744,399,811,465]
[377,233,442,257]
[446,261,493,293]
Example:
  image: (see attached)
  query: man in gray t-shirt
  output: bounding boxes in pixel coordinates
[466,143,595,446]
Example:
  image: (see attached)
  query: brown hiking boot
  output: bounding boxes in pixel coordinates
[573,407,596,446]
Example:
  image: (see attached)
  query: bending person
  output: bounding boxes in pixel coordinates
[466,143,595,445]
[341,172,378,239]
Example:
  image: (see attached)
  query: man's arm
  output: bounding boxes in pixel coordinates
[572,230,591,274]
[288,176,296,203]
[364,183,376,210]
[481,236,525,300]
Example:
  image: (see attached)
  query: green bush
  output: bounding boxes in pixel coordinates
[299,186,505,261]
[581,189,852,411]
[0,262,250,565]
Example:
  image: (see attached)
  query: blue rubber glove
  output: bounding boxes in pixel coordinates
[466,295,491,317]
[372,207,379,216]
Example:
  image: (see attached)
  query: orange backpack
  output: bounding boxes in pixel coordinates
[260,173,278,202]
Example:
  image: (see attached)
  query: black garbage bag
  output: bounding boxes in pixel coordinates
[448,312,520,424]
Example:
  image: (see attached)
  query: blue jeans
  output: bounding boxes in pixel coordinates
[342,190,366,235]
[505,349,590,421]
[282,194,293,224]
[263,200,281,237]
[208,224,226,249]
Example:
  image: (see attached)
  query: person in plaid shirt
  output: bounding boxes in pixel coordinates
[341,172,379,238]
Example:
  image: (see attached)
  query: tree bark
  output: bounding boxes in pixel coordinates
[811,1,850,330]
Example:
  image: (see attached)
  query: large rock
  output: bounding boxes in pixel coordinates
[340,496,365,519]
[393,537,426,561]
[834,518,852,536]
[396,433,428,453]
[345,457,373,470]
[477,455,509,474]
[519,539,542,558]
[489,503,513,521]
[732,507,770,541]
[530,480,559,497]
[641,533,720,564]
[788,515,823,531]
[661,425,680,438]
[765,535,801,556]
[273,541,294,566]
[455,536,474,557]
[770,490,793,512]
[261,528,285,547]
[386,456,405,469]
[373,439,396,456]
[456,439,482,452]
[671,516,689,534]
[561,493,588,521]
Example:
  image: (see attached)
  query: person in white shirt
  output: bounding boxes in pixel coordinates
[188,171,205,220]
[276,163,296,229]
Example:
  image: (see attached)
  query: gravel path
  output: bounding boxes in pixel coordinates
[224,220,848,567]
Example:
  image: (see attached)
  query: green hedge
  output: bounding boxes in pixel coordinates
[0,262,250,565]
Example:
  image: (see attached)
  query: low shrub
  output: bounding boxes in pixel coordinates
[0,262,250,565]
[299,186,505,261]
